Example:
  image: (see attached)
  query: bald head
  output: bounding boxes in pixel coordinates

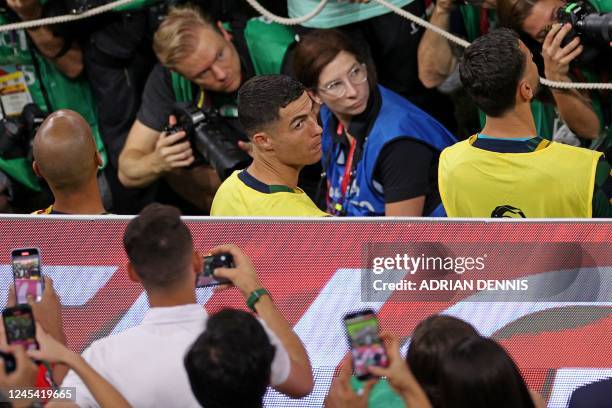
[33,110,99,192]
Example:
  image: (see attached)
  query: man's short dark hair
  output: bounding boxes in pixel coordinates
[459,28,526,117]
[123,203,193,289]
[184,309,276,408]
[238,75,306,137]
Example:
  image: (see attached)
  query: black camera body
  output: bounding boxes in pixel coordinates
[165,103,251,181]
[557,1,612,65]
[0,103,47,161]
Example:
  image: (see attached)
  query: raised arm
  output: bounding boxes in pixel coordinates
[29,326,131,408]
[7,0,83,78]
[542,23,600,139]
[211,244,315,398]
[417,0,458,88]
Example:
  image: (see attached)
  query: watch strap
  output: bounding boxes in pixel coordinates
[246,288,270,312]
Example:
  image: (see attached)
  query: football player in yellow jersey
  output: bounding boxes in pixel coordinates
[439,29,610,218]
[211,75,328,217]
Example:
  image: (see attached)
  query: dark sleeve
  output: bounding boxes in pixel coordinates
[374,138,436,204]
[42,1,78,39]
[449,7,467,37]
[592,157,612,218]
[136,63,177,132]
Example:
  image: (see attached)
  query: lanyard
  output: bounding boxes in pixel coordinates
[341,137,357,198]
[331,122,357,215]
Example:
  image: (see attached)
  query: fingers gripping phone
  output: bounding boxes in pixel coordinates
[11,248,43,304]
[0,351,16,373]
[2,304,38,351]
[344,309,389,380]
[195,253,234,288]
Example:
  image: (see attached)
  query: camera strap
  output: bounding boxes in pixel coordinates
[197,88,205,110]
[27,37,53,114]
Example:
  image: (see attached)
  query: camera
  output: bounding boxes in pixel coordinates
[557,1,612,65]
[0,103,47,161]
[165,103,251,181]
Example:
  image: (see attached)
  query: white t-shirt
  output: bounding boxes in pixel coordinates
[61,304,291,408]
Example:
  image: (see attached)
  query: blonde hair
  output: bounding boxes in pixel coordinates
[153,5,216,69]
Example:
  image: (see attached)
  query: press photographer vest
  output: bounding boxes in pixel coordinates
[170,17,295,104]
[320,85,456,217]
[438,136,602,218]
[0,12,106,191]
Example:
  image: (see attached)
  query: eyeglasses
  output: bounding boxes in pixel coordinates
[319,63,368,98]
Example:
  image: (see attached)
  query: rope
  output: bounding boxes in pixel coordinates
[0,0,608,89]
[246,0,612,90]
[373,0,611,90]
[0,0,134,32]
[373,0,470,48]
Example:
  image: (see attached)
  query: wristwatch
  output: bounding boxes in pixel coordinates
[246,288,270,312]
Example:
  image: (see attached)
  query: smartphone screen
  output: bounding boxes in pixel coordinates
[11,248,43,304]
[195,253,233,288]
[344,310,388,380]
[2,305,38,351]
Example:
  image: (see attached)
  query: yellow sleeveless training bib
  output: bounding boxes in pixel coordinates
[439,136,602,218]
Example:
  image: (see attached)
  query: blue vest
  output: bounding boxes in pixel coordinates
[321,86,457,216]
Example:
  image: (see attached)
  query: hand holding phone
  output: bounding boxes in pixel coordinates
[207,244,264,298]
[195,253,234,288]
[344,309,389,380]
[3,305,38,351]
[11,248,43,304]
[0,350,16,373]
[0,344,38,387]
[368,332,432,408]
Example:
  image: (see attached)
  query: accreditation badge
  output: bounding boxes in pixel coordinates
[0,70,33,118]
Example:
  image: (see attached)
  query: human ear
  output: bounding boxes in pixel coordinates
[518,79,534,102]
[217,21,233,42]
[308,89,323,105]
[252,131,273,151]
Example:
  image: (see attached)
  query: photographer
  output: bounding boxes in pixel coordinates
[497,0,612,148]
[118,5,297,213]
[0,0,108,211]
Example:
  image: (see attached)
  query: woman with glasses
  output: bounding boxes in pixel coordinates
[293,30,457,217]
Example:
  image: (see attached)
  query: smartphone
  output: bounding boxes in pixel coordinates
[195,253,234,288]
[0,351,16,373]
[344,309,389,380]
[2,305,38,351]
[11,248,43,304]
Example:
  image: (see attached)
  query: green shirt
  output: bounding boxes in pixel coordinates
[351,377,406,407]
[0,13,106,191]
